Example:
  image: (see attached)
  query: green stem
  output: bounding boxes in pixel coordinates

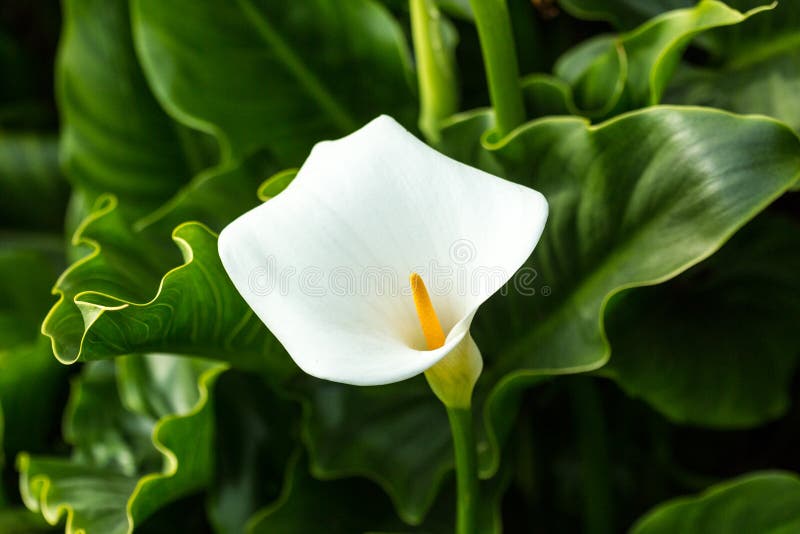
[570,377,613,534]
[467,0,525,136]
[447,407,479,534]
[410,0,458,144]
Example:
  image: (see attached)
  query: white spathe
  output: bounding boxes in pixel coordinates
[218,115,548,386]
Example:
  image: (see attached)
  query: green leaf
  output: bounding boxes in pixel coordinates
[209,370,300,534]
[558,0,692,29]
[0,135,67,231]
[58,0,206,217]
[665,1,800,133]
[452,106,800,375]
[59,0,280,237]
[551,35,626,116]
[132,0,416,164]
[0,509,55,534]
[247,448,508,533]
[631,471,800,533]
[603,214,800,427]
[300,377,452,524]
[438,106,800,476]
[19,357,227,534]
[42,197,292,376]
[699,0,797,58]
[247,452,408,533]
[135,150,278,236]
[0,250,67,459]
[526,1,772,120]
[666,53,800,133]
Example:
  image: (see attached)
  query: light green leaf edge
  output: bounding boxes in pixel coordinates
[256,168,298,202]
[630,471,800,533]
[445,105,800,478]
[527,1,774,119]
[40,195,281,373]
[17,363,228,534]
[631,1,775,106]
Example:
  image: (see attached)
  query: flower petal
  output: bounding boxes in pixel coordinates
[218,116,547,385]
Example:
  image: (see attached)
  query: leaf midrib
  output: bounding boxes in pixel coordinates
[236,0,358,134]
[498,119,796,373]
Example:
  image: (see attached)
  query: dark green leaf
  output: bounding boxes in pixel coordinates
[0,250,67,459]
[526,1,771,120]
[439,106,800,476]
[209,371,300,534]
[631,471,800,533]
[247,452,407,533]
[247,449,507,533]
[0,135,66,231]
[19,358,226,534]
[558,0,692,29]
[58,0,203,217]
[603,214,800,427]
[300,377,452,524]
[0,508,55,533]
[665,2,800,133]
[132,0,416,163]
[42,197,292,376]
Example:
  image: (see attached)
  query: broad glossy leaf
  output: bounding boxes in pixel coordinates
[439,107,800,475]
[701,0,798,57]
[666,53,800,133]
[58,0,204,216]
[209,371,299,534]
[631,471,800,533]
[665,2,800,132]
[300,377,452,524]
[60,362,156,476]
[132,0,416,164]
[603,214,800,427]
[526,1,771,120]
[0,135,66,231]
[116,354,218,420]
[42,196,292,376]
[247,450,507,533]
[19,358,226,534]
[296,106,800,520]
[247,452,407,533]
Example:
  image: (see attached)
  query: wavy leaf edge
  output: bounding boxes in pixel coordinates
[41,194,222,365]
[17,362,229,534]
[458,104,800,477]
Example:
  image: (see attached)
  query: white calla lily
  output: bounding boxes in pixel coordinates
[218,115,547,404]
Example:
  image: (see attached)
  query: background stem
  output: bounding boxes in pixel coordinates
[570,376,614,534]
[467,0,525,136]
[447,406,479,534]
[410,0,458,144]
